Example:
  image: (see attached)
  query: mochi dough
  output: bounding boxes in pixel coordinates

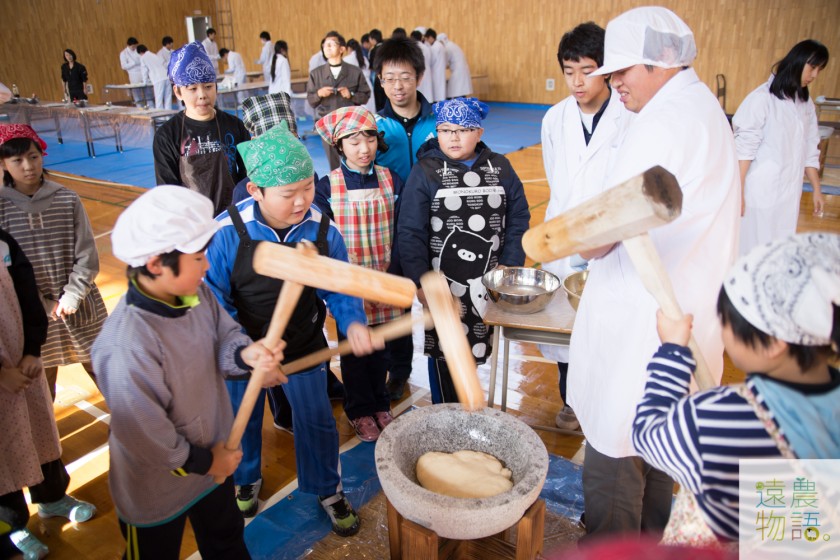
[416,450,513,498]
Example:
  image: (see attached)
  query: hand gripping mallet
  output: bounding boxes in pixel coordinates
[521,166,714,390]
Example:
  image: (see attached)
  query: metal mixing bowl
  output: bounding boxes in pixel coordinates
[562,270,588,311]
[481,266,560,314]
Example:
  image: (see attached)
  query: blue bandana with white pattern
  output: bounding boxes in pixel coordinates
[433,97,490,129]
[168,42,216,86]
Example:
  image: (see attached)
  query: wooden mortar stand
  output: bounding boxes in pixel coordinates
[386,498,545,560]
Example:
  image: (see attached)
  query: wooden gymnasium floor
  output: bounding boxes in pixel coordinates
[24,140,840,559]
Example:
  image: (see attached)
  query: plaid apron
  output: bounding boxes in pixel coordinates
[329,165,403,325]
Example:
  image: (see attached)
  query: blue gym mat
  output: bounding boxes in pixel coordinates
[34,102,549,189]
[243,439,583,560]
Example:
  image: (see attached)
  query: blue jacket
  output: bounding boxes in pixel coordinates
[205,197,367,335]
[374,93,437,184]
[397,138,531,284]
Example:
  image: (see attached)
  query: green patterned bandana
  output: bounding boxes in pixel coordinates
[237,120,314,187]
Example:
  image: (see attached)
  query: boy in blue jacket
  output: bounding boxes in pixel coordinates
[398,97,531,404]
[205,121,379,535]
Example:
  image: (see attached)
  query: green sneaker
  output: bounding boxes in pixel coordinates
[236,479,262,518]
[318,491,360,537]
[37,494,96,522]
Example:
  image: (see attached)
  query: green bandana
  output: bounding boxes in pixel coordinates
[237,121,314,187]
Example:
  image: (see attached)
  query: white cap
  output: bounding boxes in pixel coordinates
[723,233,840,346]
[437,33,448,44]
[112,186,221,267]
[592,7,696,76]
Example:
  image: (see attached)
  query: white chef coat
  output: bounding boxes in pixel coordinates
[257,41,274,82]
[120,46,143,83]
[444,40,472,98]
[140,51,168,84]
[415,40,434,102]
[202,38,220,72]
[537,88,631,362]
[224,50,247,86]
[157,46,172,68]
[567,68,740,459]
[268,53,292,96]
[733,75,821,255]
[428,40,447,102]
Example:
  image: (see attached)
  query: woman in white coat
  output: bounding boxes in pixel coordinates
[424,29,447,102]
[734,39,829,256]
[268,41,292,96]
[439,34,472,99]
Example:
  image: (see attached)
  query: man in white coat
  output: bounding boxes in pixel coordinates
[220,48,248,104]
[411,28,434,102]
[137,45,170,109]
[120,37,144,106]
[423,29,447,102]
[439,33,472,99]
[202,28,220,73]
[538,22,631,432]
[566,7,740,539]
[256,31,274,83]
[157,36,174,67]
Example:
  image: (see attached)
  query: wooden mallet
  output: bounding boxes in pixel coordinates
[522,166,715,390]
[215,242,315,484]
[420,271,486,411]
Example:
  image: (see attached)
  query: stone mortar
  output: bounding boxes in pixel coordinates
[375,404,549,540]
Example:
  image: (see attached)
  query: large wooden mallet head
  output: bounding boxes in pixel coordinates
[420,271,485,412]
[523,166,682,263]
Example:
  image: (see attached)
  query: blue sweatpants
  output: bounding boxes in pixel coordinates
[225,363,342,496]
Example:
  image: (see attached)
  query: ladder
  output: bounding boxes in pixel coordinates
[215,0,234,51]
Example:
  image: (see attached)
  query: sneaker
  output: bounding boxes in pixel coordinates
[374,410,395,431]
[10,529,49,560]
[273,420,294,435]
[555,405,580,431]
[236,479,262,518]
[318,491,360,537]
[37,494,97,522]
[386,378,407,400]
[350,416,380,442]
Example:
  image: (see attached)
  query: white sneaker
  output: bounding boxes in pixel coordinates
[10,529,49,560]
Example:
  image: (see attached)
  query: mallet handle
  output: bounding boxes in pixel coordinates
[622,233,716,391]
[282,311,432,375]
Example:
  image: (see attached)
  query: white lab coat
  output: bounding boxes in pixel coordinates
[415,40,434,102]
[733,75,821,255]
[139,51,170,109]
[119,46,142,83]
[257,41,274,82]
[342,51,376,113]
[537,89,631,362]
[202,38,220,72]
[224,51,247,86]
[444,40,472,98]
[268,53,292,96]
[157,46,172,68]
[567,69,740,459]
[428,40,447,102]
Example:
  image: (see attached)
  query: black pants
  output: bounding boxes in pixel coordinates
[339,329,390,419]
[0,458,70,537]
[557,361,569,403]
[386,330,414,384]
[118,477,249,560]
[429,358,459,404]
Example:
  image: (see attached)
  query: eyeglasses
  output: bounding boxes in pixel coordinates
[380,75,416,86]
[436,128,478,139]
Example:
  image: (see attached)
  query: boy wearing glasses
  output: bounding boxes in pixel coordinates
[397,97,531,404]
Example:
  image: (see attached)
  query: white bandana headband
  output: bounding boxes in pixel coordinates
[723,233,840,346]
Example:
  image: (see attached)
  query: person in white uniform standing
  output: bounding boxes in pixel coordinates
[538,21,631,431]
[423,29,447,102]
[411,29,434,102]
[268,41,292,96]
[256,31,274,83]
[220,48,248,104]
[157,36,174,67]
[439,33,472,99]
[202,28,220,73]
[119,37,144,106]
[734,39,829,256]
[566,6,740,540]
[137,45,170,109]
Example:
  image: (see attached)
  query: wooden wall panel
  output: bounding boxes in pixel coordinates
[1,1,838,111]
[0,0,216,103]
[228,0,840,110]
